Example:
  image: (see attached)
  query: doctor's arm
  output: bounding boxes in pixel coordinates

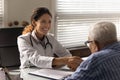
[52,38,83,71]
[52,56,83,71]
[17,36,55,68]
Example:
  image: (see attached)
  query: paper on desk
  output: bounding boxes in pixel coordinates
[29,69,74,80]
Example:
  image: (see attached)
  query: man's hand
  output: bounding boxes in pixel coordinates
[67,56,83,71]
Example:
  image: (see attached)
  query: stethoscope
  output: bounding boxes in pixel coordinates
[30,34,53,49]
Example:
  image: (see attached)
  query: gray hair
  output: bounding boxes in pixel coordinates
[89,21,117,44]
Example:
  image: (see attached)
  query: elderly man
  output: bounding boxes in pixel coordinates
[65,21,120,80]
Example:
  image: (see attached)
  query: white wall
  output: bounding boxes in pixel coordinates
[7,0,52,27]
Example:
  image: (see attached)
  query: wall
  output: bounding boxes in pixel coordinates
[6,0,53,29]
[6,0,91,58]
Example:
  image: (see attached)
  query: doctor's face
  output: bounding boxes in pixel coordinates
[34,13,52,36]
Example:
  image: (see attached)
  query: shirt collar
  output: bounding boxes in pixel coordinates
[102,41,119,50]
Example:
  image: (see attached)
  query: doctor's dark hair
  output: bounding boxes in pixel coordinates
[22,7,52,34]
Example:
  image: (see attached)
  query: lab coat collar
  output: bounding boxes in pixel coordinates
[31,30,39,43]
[31,30,48,44]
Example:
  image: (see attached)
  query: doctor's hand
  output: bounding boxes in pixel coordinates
[52,56,83,70]
[67,56,83,71]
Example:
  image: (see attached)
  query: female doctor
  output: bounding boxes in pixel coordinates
[17,7,82,71]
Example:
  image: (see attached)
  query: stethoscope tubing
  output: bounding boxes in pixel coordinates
[30,34,53,49]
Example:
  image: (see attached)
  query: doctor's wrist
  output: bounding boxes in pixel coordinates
[52,57,69,67]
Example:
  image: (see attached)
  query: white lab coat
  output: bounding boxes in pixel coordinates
[17,31,72,68]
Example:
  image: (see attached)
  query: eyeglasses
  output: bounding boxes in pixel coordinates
[84,41,93,47]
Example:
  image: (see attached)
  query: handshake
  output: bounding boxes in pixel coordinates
[66,56,83,71]
[52,56,83,71]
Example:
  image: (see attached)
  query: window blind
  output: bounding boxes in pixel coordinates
[0,0,4,27]
[56,0,120,48]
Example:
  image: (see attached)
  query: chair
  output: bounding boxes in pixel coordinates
[0,27,23,68]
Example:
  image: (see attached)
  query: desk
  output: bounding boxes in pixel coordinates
[9,66,72,80]
[9,68,50,80]
[9,57,88,80]
[21,68,50,80]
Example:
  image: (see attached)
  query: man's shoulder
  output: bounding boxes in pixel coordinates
[92,49,112,59]
[91,48,120,64]
[95,42,120,58]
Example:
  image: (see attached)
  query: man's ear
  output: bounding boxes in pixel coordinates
[93,40,100,52]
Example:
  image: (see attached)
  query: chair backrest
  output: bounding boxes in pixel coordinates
[0,27,23,67]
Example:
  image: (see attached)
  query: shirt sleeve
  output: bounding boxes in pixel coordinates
[64,56,98,80]
[17,35,54,68]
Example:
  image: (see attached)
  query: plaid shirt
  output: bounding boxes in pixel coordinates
[65,42,120,80]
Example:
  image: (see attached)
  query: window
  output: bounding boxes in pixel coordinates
[55,0,120,48]
[0,0,4,27]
